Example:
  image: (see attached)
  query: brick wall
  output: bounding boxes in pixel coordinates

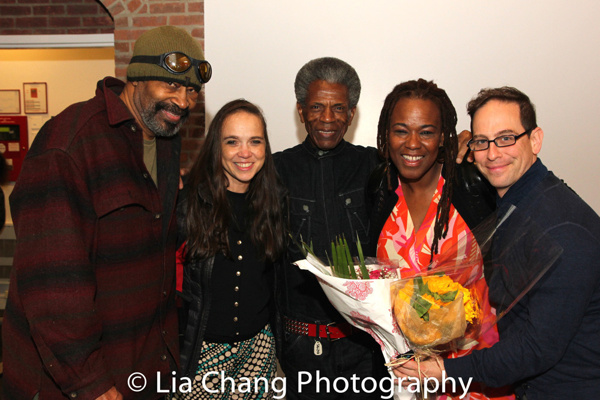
[1,0,206,166]
[0,0,114,35]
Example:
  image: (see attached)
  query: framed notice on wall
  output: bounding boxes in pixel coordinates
[0,90,21,114]
[23,82,48,114]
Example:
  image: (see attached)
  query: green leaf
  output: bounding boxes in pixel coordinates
[356,234,369,279]
[343,236,357,279]
[335,240,347,278]
[412,296,432,321]
[438,289,458,303]
[331,242,338,277]
[414,276,427,295]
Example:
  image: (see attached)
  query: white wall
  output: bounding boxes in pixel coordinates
[205,0,600,213]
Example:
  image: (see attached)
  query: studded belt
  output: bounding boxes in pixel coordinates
[284,316,354,340]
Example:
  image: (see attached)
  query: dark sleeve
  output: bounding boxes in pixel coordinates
[445,224,600,387]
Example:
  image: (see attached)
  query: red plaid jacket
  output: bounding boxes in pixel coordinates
[2,78,180,400]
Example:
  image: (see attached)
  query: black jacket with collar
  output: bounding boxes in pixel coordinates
[176,184,285,377]
[274,139,381,323]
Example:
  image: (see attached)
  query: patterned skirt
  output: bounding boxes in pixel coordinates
[176,324,277,400]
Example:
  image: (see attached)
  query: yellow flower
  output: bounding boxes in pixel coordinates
[425,275,460,295]
[401,274,481,325]
[396,280,414,305]
[463,289,481,324]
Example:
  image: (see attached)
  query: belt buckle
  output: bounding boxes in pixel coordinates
[326,321,341,342]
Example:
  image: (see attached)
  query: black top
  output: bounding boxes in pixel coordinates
[204,190,272,342]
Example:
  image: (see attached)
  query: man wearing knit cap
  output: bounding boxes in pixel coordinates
[2,26,211,400]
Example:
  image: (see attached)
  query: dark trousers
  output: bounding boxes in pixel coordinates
[281,330,388,400]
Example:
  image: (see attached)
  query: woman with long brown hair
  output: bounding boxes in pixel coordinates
[176,99,286,399]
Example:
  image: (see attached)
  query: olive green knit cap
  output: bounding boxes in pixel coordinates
[127,26,206,90]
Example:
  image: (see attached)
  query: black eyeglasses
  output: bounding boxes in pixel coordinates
[467,129,532,151]
[130,52,212,84]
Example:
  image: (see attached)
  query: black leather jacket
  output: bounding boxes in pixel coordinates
[273,139,381,323]
[176,185,284,377]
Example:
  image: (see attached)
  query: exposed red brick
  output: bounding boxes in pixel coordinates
[82,16,113,26]
[126,0,142,13]
[113,16,129,28]
[18,17,49,28]
[114,41,129,53]
[0,28,31,34]
[132,16,168,28]
[149,2,186,14]
[188,2,204,13]
[32,5,66,15]
[115,53,132,65]
[113,28,144,41]
[32,27,64,34]
[0,18,16,28]
[0,6,32,16]
[16,0,50,4]
[48,16,80,28]
[115,66,128,80]
[101,0,118,7]
[67,5,104,15]
[168,14,203,26]
[106,2,125,17]
[190,27,204,39]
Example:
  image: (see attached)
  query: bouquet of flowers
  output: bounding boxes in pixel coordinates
[392,273,481,352]
[294,236,412,364]
[295,206,563,399]
[391,266,484,356]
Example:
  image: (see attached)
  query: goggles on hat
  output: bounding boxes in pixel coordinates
[130,52,212,84]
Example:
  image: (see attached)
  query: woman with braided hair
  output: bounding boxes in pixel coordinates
[368,79,513,399]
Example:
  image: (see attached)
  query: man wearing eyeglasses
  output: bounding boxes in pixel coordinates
[2,26,211,400]
[394,86,600,399]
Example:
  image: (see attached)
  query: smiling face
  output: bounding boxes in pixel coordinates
[131,80,199,139]
[388,98,443,184]
[297,80,356,150]
[472,100,543,197]
[221,111,266,193]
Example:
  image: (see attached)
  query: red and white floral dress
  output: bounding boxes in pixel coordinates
[377,175,514,400]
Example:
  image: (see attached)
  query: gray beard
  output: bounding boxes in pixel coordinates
[145,114,188,137]
[142,102,189,137]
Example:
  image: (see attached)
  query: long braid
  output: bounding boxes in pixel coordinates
[376,79,458,259]
[431,95,458,257]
